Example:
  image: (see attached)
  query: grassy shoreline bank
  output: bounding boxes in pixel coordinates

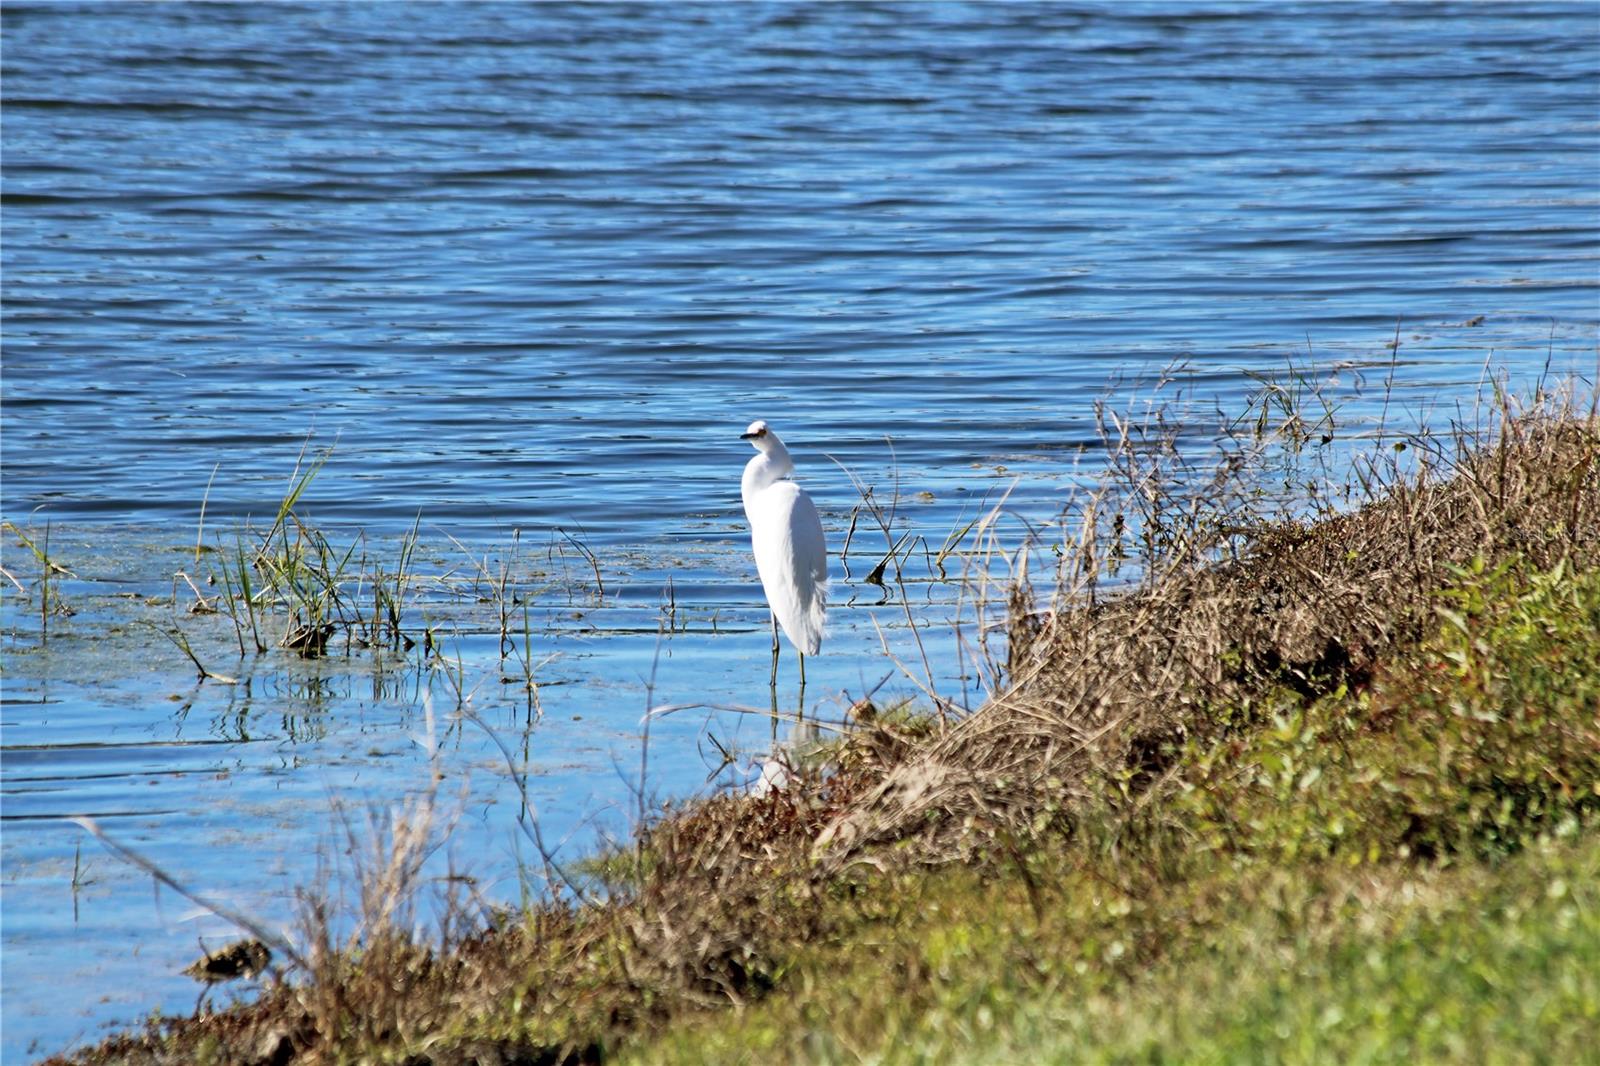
[47,382,1599,1065]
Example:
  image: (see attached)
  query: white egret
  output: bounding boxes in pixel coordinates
[740,420,827,689]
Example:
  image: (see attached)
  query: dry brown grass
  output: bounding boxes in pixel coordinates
[812,380,1598,868]
[45,739,904,1065]
[49,375,1599,1066]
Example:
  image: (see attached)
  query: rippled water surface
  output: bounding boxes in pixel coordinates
[3,2,1597,1058]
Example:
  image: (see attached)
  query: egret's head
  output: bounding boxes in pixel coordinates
[739,419,793,473]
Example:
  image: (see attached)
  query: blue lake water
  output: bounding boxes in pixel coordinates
[3,1,1597,1058]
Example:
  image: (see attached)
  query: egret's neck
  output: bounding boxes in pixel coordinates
[742,441,794,512]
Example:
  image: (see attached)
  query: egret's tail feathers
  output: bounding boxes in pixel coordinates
[801,577,827,656]
[776,577,827,657]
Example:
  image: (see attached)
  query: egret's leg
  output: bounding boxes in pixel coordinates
[796,651,807,721]
[768,614,780,689]
[768,615,781,740]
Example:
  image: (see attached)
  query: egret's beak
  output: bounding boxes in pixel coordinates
[740,430,762,440]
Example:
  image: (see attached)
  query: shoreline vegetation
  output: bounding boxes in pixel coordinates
[37,370,1600,1065]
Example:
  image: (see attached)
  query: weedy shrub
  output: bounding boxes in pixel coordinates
[1363,555,1600,858]
[1103,554,1600,881]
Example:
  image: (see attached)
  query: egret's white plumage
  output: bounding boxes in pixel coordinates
[740,420,827,658]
